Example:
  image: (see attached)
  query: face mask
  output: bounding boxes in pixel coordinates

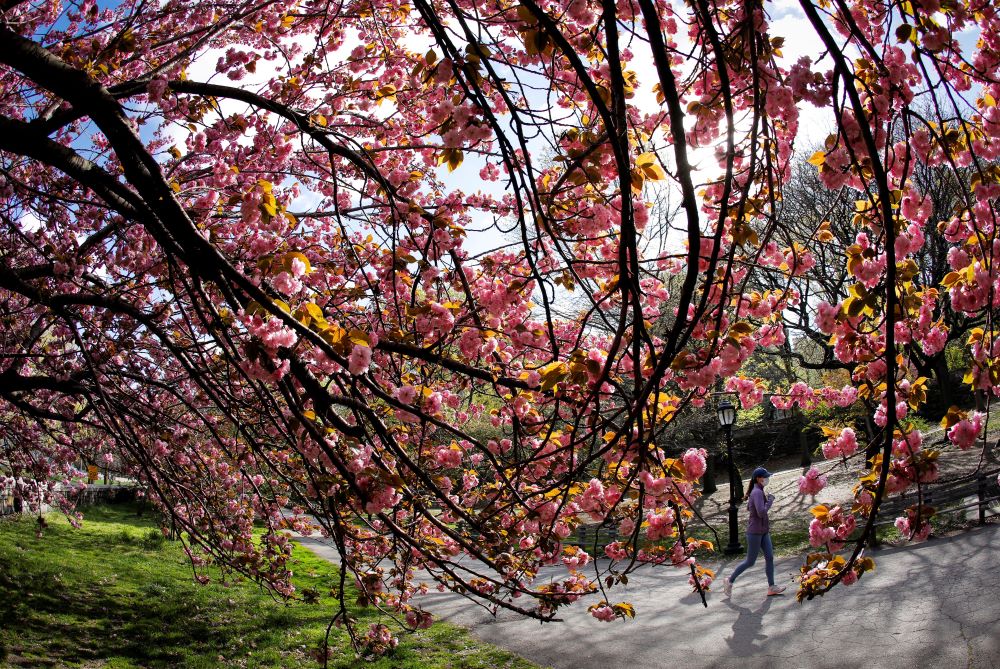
[761,477,770,486]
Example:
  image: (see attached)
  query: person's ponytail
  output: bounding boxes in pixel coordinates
[742,479,758,503]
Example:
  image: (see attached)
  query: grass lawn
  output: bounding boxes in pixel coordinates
[0,505,542,669]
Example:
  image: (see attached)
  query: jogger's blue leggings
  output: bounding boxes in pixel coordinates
[729,532,774,586]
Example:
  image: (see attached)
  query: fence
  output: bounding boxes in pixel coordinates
[874,467,1000,528]
[0,484,137,518]
[566,468,1000,552]
[568,523,620,552]
[0,493,21,517]
[73,485,138,507]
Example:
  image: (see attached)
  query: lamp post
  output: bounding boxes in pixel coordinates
[717,399,742,555]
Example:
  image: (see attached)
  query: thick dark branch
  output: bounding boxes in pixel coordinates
[0,0,30,13]
[0,368,89,395]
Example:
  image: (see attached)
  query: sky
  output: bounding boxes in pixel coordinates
[34,0,984,278]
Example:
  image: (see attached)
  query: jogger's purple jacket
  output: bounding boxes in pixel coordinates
[746,485,773,534]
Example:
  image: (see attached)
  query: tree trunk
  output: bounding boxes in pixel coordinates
[730,448,745,501]
[932,353,954,414]
[863,404,880,461]
[702,451,717,495]
[798,417,812,469]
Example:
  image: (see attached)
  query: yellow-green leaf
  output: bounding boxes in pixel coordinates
[807,150,826,166]
[636,152,666,181]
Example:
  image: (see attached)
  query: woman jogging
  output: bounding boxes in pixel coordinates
[722,466,786,597]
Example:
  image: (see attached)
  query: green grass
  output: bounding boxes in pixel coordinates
[0,505,542,669]
[566,520,815,562]
[765,526,813,556]
[678,522,811,559]
[873,507,988,546]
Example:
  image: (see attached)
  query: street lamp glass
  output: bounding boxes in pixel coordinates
[717,400,736,427]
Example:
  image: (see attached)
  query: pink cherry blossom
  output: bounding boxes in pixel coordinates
[948,412,985,450]
[798,466,828,496]
[589,604,616,622]
[682,448,707,480]
[348,344,372,375]
[822,427,859,460]
[2,0,998,629]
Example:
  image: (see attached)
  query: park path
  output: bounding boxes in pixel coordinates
[298,522,1000,669]
[296,436,1000,668]
[696,426,1000,532]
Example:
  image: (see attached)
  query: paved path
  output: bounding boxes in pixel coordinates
[300,523,1000,668]
[697,433,1000,533]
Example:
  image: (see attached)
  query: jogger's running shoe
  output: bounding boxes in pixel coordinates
[767,585,786,596]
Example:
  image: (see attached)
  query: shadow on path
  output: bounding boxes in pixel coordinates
[724,596,775,657]
[295,520,1000,669]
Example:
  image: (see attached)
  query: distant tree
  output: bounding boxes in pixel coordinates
[767,144,980,414]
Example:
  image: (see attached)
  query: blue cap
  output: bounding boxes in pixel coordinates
[752,467,771,480]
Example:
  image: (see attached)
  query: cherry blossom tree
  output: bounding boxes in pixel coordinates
[768,142,978,411]
[2,0,999,653]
